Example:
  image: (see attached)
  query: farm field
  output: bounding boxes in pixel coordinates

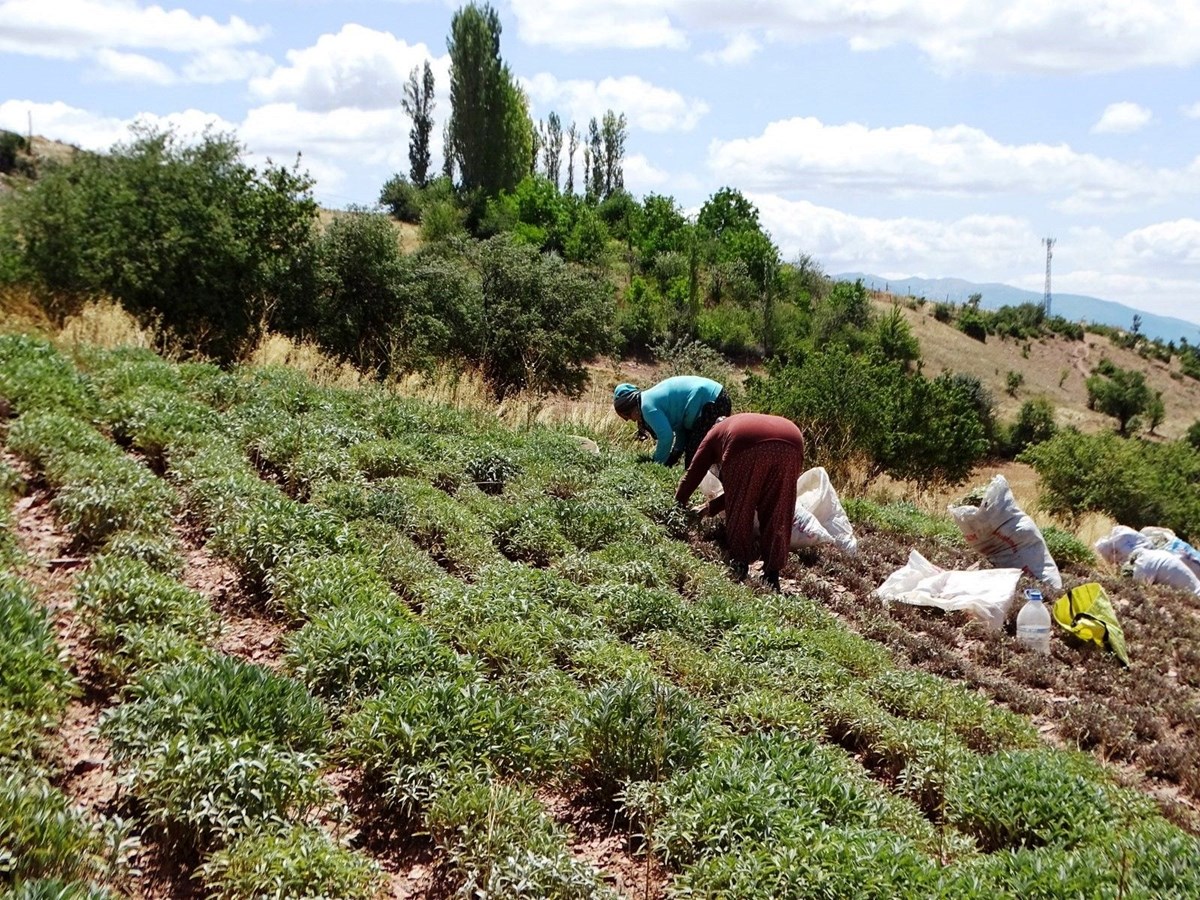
[3,332,1200,898]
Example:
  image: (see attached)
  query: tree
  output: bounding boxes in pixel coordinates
[874,304,920,369]
[565,122,579,195]
[1086,360,1153,436]
[542,112,563,189]
[11,125,317,361]
[1146,390,1166,435]
[1007,397,1057,455]
[600,110,626,198]
[379,173,422,223]
[401,61,435,186]
[587,117,603,201]
[446,3,530,197]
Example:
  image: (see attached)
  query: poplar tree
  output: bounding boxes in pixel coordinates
[446,3,531,196]
[401,61,435,186]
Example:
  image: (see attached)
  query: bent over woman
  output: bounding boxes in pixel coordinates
[675,413,805,591]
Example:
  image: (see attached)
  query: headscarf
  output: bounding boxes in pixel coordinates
[613,383,641,418]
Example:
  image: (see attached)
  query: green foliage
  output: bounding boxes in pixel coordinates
[1086,359,1153,435]
[100,657,329,763]
[749,347,988,486]
[812,279,872,349]
[470,235,614,396]
[0,574,75,762]
[697,302,758,356]
[0,770,115,886]
[1041,525,1096,568]
[1187,419,1200,450]
[0,336,95,418]
[616,276,668,355]
[1004,396,1057,457]
[946,749,1139,851]
[426,777,614,899]
[200,824,384,900]
[873,305,920,368]
[447,3,531,198]
[0,130,27,175]
[957,308,988,342]
[570,675,707,792]
[9,126,317,360]
[120,735,329,851]
[341,674,558,812]
[379,173,423,223]
[1021,429,1200,538]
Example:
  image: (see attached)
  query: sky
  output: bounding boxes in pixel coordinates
[3,0,1200,327]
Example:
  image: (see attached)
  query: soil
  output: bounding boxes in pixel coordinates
[771,521,1200,833]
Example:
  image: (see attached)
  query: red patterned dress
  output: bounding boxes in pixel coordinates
[675,413,805,578]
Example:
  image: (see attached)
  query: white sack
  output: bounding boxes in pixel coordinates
[875,549,1021,631]
[948,474,1062,590]
[794,467,858,555]
[1130,548,1200,596]
[1094,525,1148,565]
[698,469,724,502]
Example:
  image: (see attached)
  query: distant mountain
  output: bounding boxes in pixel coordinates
[835,273,1200,345]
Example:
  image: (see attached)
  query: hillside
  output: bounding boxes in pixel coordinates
[841,272,1200,345]
[3,331,1200,900]
[874,294,1200,443]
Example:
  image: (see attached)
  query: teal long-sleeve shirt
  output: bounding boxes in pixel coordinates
[641,376,724,464]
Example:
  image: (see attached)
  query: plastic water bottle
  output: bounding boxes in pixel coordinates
[1016,588,1051,654]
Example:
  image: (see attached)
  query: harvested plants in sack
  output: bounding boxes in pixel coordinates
[949,475,1062,589]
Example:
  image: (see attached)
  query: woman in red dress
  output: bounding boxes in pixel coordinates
[675,413,805,591]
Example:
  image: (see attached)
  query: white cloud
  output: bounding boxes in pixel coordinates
[91,48,175,84]
[1183,101,1200,118]
[0,99,237,152]
[250,24,446,113]
[1115,219,1200,270]
[0,0,266,58]
[622,153,671,193]
[182,49,274,84]
[506,0,1200,74]
[700,33,760,65]
[709,117,1196,211]
[523,74,708,132]
[509,0,686,50]
[1091,101,1153,134]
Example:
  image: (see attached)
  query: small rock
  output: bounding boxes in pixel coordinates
[73,757,104,775]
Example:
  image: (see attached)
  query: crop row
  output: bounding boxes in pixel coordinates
[0,336,385,899]
[7,334,1200,897]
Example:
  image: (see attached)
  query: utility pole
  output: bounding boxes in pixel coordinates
[1042,237,1056,316]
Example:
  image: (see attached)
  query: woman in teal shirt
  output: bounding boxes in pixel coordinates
[613,375,730,466]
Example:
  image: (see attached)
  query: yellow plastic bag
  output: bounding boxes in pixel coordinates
[1051,582,1130,667]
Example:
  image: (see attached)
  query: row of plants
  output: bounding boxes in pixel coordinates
[0,336,387,898]
[9,334,1200,896]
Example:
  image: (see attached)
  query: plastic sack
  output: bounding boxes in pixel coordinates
[698,469,723,502]
[948,475,1062,589]
[1129,548,1200,596]
[1094,525,1148,565]
[875,549,1021,631]
[1052,582,1130,667]
[793,467,857,555]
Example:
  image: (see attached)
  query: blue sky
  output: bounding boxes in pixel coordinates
[3,0,1200,328]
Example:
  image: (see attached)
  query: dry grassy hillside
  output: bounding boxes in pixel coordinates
[878,295,1200,441]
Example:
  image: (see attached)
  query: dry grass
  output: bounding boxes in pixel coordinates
[247,332,367,389]
[57,299,157,352]
[0,285,54,335]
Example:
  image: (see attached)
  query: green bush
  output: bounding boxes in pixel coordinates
[697,302,759,356]
[341,674,558,812]
[9,127,317,361]
[200,824,384,900]
[0,336,95,418]
[1041,525,1096,568]
[100,657,328,762]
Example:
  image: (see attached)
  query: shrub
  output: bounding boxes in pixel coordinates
[378,173,422,223]
[0,574,75,762]
[121,735,329,851]
[1041,525,1096,568]
[10,126,318,361]
[201,824,385,900]
[0,335,95,417]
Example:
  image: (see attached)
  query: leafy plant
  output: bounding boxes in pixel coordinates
[200,824,384,900]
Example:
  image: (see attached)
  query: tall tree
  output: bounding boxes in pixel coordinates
[446,2,531,196]
[600,110,626,197]
[587,117,603,201]
[542,111,563,189]
[565,122,578,195]
[401,60,435,186]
